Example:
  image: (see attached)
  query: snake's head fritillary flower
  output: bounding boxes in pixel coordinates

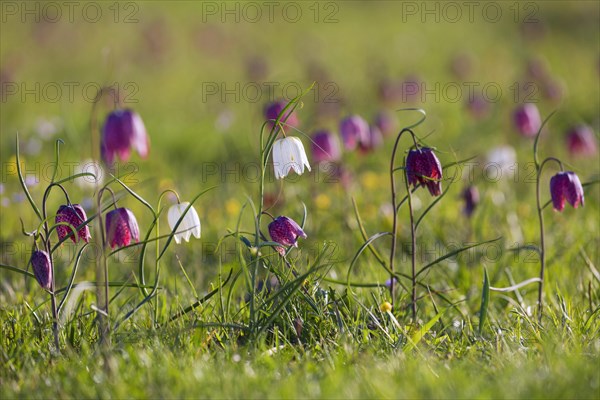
[339,115,369,151]
[272,137,311,179]
[359,125,384,153]
[55,204,91,243]
[268,216,307,256]
[406,147,443,196]
[101,109,149,165]
[513,103,541,137]
[462,186,480,217]
[167,202,201,244]
[265,100,299,129]
[567,125,597,157]
[311,130,341,163]
[30,250,52,290]
[105,208,140,248]
[550,171,584,212]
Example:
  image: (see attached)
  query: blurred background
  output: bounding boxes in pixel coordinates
[1,1,598,292]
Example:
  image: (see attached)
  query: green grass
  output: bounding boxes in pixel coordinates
[1,1,599,399]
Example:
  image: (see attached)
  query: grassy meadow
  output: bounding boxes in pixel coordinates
[1,1,599,398]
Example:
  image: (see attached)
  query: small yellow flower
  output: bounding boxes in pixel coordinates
[225,199,241,216]
[380,301,392,313]
[315,193,331,210]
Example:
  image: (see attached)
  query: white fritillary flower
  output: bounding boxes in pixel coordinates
[167,202,201,244]
[272,137,311,180]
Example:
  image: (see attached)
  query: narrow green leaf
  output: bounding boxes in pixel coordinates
[403,308,447,352]
[479,267,490,335]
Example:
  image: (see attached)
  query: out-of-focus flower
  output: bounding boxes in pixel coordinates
[167,202,201,244]
[30,250,52,290]
[56,204,91,243]
[265,100,299,129]
[550,171,584,211]
[35,117,62,140]
[466,93,491,119]
[311,130,341,163]
[268,216,307,256]
[105,208,140,248]
[462,186,480,217]
[359,125,384,153]
[566,125,597,157]
[339,115,369,150]
[486,146,517,179]
[272,137,311,179]
[406,147,443,196]
[101,109,149,165]
[373,111,398,137]
[450,52,474,80]
[513,103,541,137]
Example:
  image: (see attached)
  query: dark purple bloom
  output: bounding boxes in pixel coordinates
[567,125,597,157]
[105,208,140,249]
[513,103,541,137]
[101,109,149,165]
[265,100,299,129]
[462,186,480,217]
[550,171,584,211]
[339,115,369,151]
[268,216,307,256]
[55,204,91,244]
[406,147,443,196]
[374,111,398,137]
[30,250,52,290]
[311,130,341,163]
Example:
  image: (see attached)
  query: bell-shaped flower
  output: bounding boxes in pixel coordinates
[311,130,341,163]
[462,186,480,217]
[550,171,584,211]
[513,103,541,137]
[101,109,150,165]
[167,202,201,244]
[272,137,311,179]
[406,147,443,196]
[265,100,299,130]
[339,115,369,150]
[55,204,91,244]
[359,125,384,153]
[30,250,52,290]
[105,207,140,248]
[374,111,398,137]
[567,125,597,157]
[268,216,307,256]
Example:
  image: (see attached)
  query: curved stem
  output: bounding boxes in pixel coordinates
[389,128,419,307]
[535,156,564,323]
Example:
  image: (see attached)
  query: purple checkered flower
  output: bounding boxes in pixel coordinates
[513,103,541,137]
[406,147,443,196]
[105,208,140,249]
[550,171,584,212]
[30,250,52,291]
[268,216,307,256]
[311,130,341,163]
[567,125,597,157]
[339,115,369,151]
[55,204,91,244]
[101,109,149,165]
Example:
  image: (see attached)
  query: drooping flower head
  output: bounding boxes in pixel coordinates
[105,207,140,248]
[272,137,311,179]
[268,216,307,256]
[167,202,201,244]
[265,100,299,130]
[339,115,369,151]
[101,109,149,165]
[550,171,584,212]
[462,186,480,217]
[30,250,52,290]
[311,130,341,163]
[55,204,91,244]
[358,125,384,153]
[406,147,443,196]
[513,103,542,137]
[566,125,597,157]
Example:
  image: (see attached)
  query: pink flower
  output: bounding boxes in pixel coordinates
[339,115,369,151]
[105,208,140,248]
[513,103,541,137]
[311,130,341,163]
[268,216,307,256]
[55,204,91,243]
[566,125,597,157]
[101,109,149,165]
